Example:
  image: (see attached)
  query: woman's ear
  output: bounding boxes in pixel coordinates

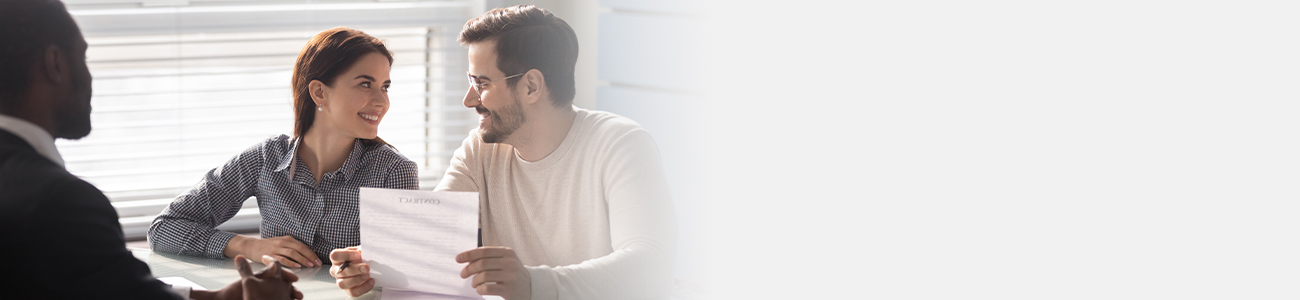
[309,79,329,108]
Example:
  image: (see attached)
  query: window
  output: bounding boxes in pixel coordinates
[62,0,481,239]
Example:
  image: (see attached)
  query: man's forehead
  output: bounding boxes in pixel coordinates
[466,40,499,76]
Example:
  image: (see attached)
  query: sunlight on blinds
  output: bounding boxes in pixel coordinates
[58,23,476,238]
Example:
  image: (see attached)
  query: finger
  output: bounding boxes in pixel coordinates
[281,265,300,282]
[274,237,320,267]
[270,253,303,268]
[234,255,254,278]
[333,262,370,278]
[475,281,507,296]
[336,274,370,290]
[460,258,505,279]
[282,238,322,267]
[334,265,371,290]
[256,258,283,280]
[329,247,362,266]
[273,247,311,268]
[345,278,376,297]
[293,288,304,300]
[455,246,512,264]
[471,270,509,288]
[284,245,318,267]
[261,255,277,266]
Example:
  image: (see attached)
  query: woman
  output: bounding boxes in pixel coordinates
[148,27,419,268]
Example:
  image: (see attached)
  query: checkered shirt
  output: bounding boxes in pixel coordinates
[148,134,419,259]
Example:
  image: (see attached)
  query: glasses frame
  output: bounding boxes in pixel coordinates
[467,71,527,96]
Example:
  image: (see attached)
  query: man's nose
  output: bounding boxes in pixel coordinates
[463,87,480,108]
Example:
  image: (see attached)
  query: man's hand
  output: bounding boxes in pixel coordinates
[238,255,303,300]
[330,246,375,297]
[195,255,303,300]
[225,235,322,268]
[457,247,531,300]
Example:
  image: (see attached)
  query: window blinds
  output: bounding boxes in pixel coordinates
[63,0,481,240]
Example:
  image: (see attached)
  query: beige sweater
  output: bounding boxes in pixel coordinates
[436,108,677,300]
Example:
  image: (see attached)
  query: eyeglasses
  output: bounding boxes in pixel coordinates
[467,71,526,95]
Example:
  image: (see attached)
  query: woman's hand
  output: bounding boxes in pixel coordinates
[330,246,376,297]
[225,235,322,268]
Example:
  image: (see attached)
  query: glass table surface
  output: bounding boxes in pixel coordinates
[131,248,379,300]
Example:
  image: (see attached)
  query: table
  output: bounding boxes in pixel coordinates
[131,248,673,300]
[131,248,379,300]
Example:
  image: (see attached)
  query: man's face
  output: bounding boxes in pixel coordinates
[463,40,525,144]
[53,32,92,140]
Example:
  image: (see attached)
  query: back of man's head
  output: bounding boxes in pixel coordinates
[459,5,579,108]
[0,0,80,112]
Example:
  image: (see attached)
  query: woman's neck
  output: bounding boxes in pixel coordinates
[298,128,355,184]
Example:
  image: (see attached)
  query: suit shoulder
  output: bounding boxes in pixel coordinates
[0,155,108,224]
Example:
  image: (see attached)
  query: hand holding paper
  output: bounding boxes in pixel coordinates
[456,247,531,300]
[357,188,481,298]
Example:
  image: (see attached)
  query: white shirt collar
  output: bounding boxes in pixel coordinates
[0,114,65,167]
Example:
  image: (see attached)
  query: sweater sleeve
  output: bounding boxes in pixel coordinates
[435,132,481,193]
[148,140,264,258]
[525,128,679,300]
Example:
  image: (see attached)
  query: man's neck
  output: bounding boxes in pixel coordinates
[508,105,577,162]
[0,113,64,167]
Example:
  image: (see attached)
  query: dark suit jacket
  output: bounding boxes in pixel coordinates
[0,129,182,300]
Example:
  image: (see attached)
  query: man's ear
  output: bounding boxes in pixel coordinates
[519,69,546,105]
[309,79,329,108]
[41,45,68,84]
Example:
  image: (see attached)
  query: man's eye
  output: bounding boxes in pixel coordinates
[361,82,371,88]
[382,85,390,92]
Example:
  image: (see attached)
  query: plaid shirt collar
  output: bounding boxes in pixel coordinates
[275,137,369,182]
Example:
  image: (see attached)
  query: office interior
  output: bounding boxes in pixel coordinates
[62,0,711,298]
[46,0,1300,299]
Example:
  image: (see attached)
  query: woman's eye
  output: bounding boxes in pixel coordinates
[361,82,371,88]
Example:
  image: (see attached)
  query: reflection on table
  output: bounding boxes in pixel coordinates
[130,248,378,300]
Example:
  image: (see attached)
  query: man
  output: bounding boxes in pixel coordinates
[0,1,301,299]
[330,5,678,300]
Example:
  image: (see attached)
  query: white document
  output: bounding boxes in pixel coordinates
[158,276,206,291]
[381,288,506,300]
[360,187,481,299]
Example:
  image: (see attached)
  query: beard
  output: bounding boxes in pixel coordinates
[478,93,525,144]
[55,104,92,140]
[55,66,93,140]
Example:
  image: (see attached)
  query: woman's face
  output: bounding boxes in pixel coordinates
[315,52,391,140]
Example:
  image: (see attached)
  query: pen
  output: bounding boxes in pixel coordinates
[339,260,350,272]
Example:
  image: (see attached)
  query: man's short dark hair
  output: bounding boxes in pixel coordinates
[0,0,81,111]
[459,5,580,107]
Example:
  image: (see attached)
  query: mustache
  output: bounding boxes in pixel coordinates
[476,106,489,114]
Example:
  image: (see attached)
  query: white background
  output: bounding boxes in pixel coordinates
[702,1,1300,299]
